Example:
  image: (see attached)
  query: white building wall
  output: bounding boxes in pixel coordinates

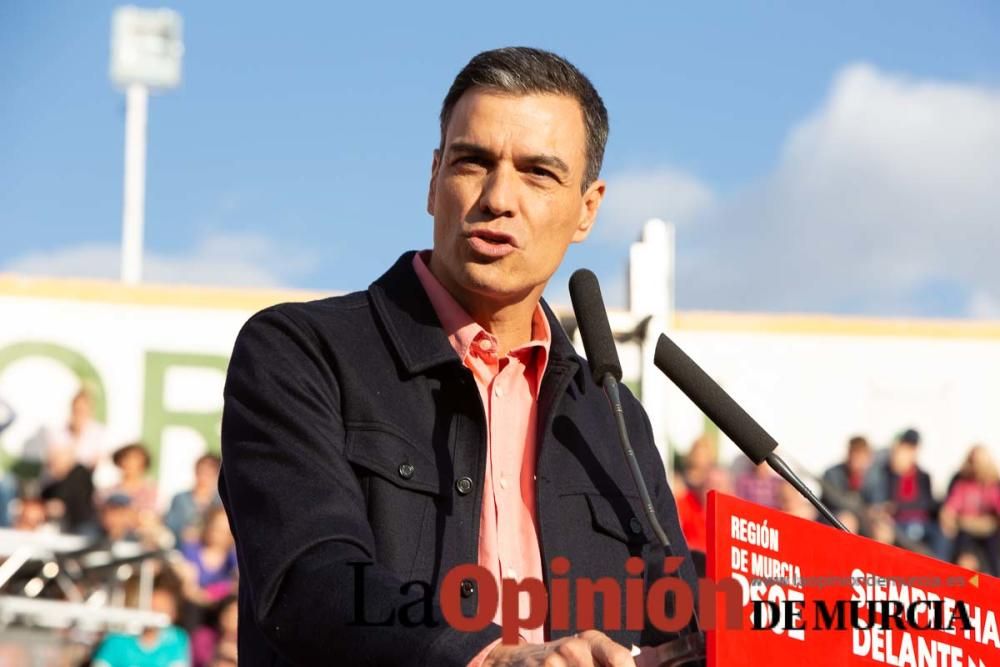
[2,274,999,503]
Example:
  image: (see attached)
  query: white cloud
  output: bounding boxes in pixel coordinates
[609,64,1000,318]
[969,291,1000,319]
[3,231,319,288]
[598,167,714,239]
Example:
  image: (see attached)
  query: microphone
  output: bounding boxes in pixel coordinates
[569,269,670,549]
[654,333,848,531]
[569,270,622,385]
[570,270,706,665]
[653,334,776,465]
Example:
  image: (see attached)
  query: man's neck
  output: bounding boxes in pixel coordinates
[426,256,543,356]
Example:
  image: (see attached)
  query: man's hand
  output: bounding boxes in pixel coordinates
[483,630,636,667]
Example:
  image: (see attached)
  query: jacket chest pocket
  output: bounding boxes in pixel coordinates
[344,423,450,581]
[585,492,652,548]
[553,489,653,567]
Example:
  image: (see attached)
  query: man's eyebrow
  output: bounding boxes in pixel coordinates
[446,142,495,159]
[522,153,570,177]
[446,141,571,177]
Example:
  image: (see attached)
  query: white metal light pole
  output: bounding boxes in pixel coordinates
[121,84,149,284]
[110,6,183,284]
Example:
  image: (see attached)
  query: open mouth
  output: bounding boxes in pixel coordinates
[465,229,518,258]
[468,229,516,246]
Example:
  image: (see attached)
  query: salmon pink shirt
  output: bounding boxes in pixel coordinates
[412,251,548,659]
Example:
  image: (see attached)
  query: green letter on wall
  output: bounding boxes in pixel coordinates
[142,351,228,472]
[0,342,108,421]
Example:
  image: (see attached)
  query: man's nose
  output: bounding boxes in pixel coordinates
[478,164,517,218]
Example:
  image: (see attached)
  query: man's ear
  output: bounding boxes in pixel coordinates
[426,149,441,216]
[572,178,606,243]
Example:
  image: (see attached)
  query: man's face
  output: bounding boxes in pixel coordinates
[847,448,871,474]
[151,588,178,621]
[70,394,92,425]
[890,443,917,473]
[101,504,134,539]
[119,450,146,476]
[427,90,605,308]
[195,459,220,488]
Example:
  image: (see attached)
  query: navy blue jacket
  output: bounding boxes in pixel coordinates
[220,252,696,666]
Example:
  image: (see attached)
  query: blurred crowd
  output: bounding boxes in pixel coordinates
[0,388,237,667]
[3,385,1000,664]
[672,428,1000,576]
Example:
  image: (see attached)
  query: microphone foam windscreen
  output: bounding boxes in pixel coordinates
[654,333,778,464]
[569,269,623,384]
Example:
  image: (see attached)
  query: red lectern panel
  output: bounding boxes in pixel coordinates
[705,491,999,667]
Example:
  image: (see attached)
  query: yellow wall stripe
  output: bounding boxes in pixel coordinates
[674,310,1000,340]
[3,273,1000,340]
[0,273,331,312]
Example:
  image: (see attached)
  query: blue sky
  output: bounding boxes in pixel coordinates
[2,2,998,316]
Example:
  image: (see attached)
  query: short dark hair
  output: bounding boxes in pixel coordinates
[196,452,222,470]
[112,442,151,470]
[847,436,870,455]
[439,47,609,189]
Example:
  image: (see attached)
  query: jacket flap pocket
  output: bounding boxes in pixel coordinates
[585,492,649,544]
[344,423,444,496]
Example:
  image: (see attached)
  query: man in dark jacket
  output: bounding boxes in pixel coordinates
[819,435,872,532]
[220,47,696,667]
[863,429,948,558]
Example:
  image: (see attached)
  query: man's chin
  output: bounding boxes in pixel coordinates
[456,263,535,303]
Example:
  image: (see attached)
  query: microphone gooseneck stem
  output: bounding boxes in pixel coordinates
[600,372,671,550]
[601,372,706,650]
[766,452,849,532]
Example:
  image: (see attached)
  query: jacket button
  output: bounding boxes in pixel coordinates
[455,477,474,495]
[629,517,643,535]
[460,579,476,597]
[398,463,415,480]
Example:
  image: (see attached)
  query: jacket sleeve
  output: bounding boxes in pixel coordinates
[219,306,500,666]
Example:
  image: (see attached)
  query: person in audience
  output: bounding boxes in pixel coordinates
[40,444,98,536]
[868,509,897,546]
[0,474,14,528]
[178,507,238,605]
[98,443,178,549]
[864,428,949,559]
[940,444,1000,575]
[673,435,731,552]
[105,442,158,514]
[955,549,986,573]
[0,397,14,527]
[11,495,49,532]
[778,480,818,521]
[47,386,117,488]
[95,490,174,551]
[210,644,238,667]
[0,476,15,529]
[820,435,872,529]
[733,459,783,509]
[191,595,238,667]
[165,453,222,545]
[92,576,191,667]
[98,493,139,544]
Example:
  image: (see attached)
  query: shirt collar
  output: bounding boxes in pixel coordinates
[411,250,550,373]
[368,251,581,389]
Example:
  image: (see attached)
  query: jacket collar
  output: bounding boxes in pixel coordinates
[368,251,584,386]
